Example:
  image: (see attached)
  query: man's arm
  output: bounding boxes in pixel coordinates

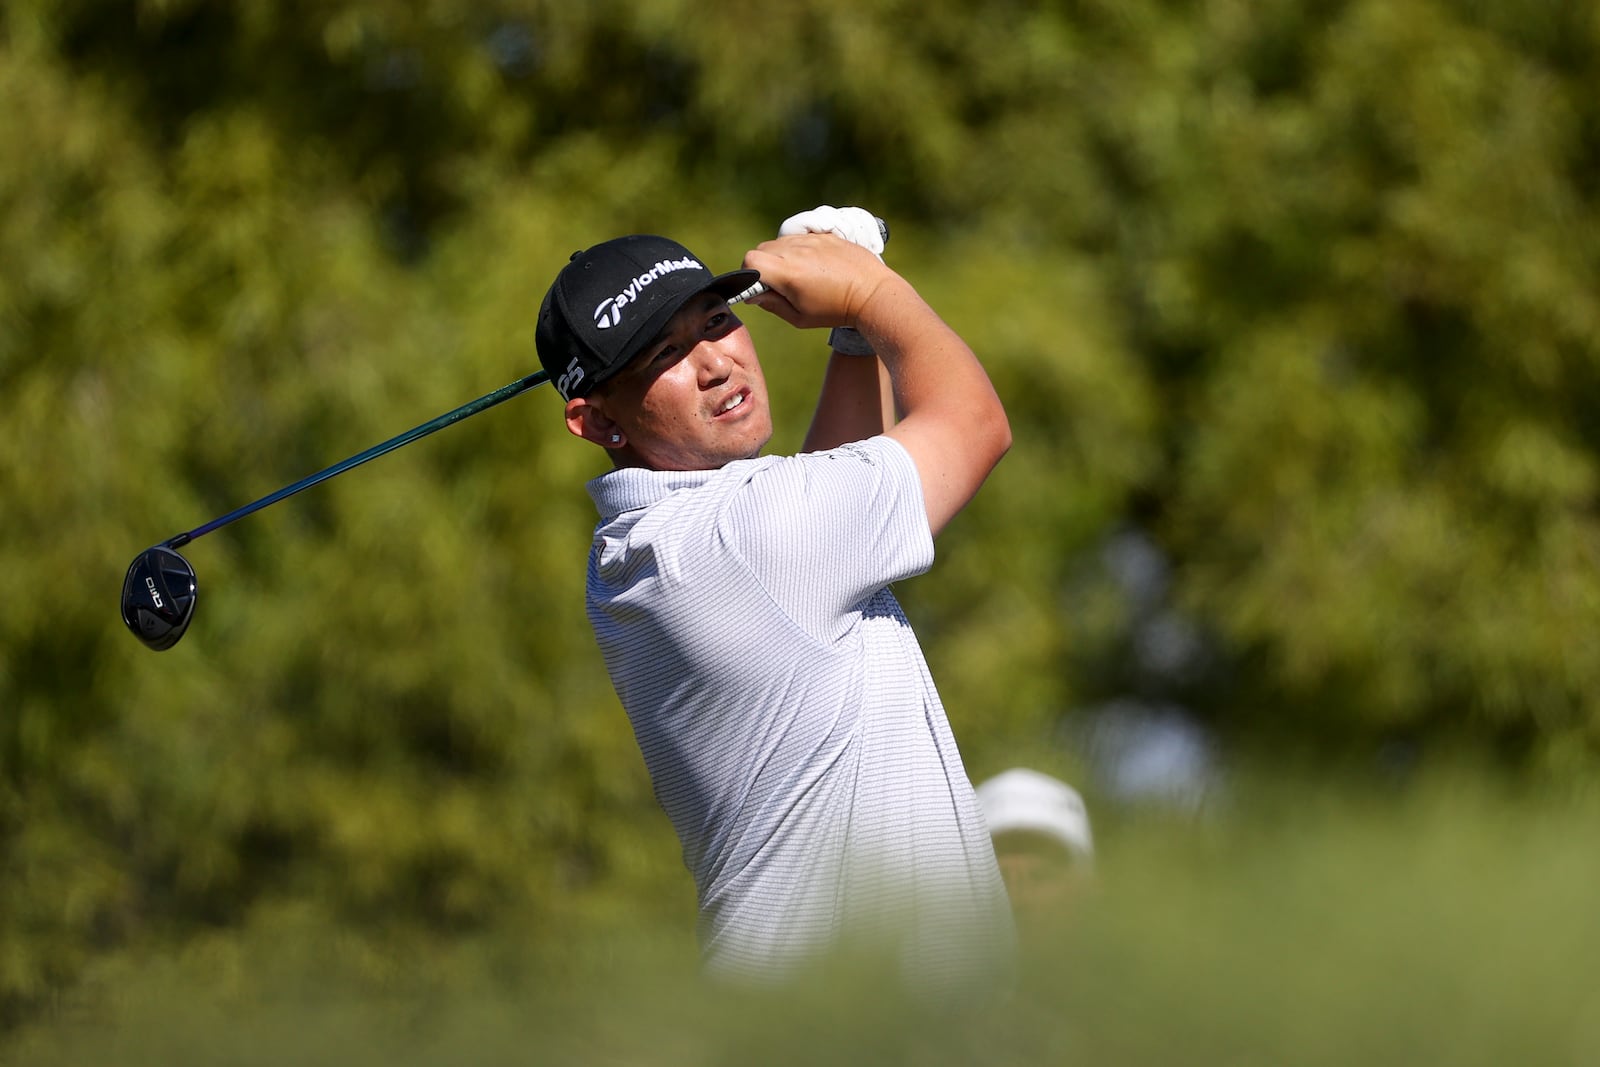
[801,354,895,453]
[745,235,1010,537]
[862,278,1011,537]
[777,207,898,453]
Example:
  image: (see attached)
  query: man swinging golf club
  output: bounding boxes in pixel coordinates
[537,206,1014,992]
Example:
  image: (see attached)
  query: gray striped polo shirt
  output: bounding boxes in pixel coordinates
[584,436,1014,989]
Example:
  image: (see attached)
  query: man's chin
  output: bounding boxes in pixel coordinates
[743,425,775,460]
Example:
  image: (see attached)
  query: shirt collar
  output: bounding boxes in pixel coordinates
[586,465,718,520]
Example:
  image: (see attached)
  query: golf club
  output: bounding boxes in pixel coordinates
[121,217,887,651]
[120,368,550,651]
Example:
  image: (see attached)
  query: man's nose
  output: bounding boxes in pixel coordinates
[696,340,734,384]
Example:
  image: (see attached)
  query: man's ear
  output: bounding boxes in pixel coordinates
[565,396,624,449]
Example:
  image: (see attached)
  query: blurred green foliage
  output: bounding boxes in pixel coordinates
[9,769,1600,1065]
[2,0,1598,1042]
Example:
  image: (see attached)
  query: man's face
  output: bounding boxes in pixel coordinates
[588,292,773,471]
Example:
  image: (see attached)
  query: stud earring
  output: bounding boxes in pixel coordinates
[610,434,622,443]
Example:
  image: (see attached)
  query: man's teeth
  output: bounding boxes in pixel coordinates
[721,393,745,413]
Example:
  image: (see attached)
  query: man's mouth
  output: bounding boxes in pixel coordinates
[718,391,747,415]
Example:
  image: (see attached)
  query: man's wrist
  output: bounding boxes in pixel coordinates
[828,326,876,357]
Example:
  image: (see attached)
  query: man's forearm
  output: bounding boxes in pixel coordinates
[801,353,896,452]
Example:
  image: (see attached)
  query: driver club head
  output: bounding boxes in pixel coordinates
[121,546,198,651]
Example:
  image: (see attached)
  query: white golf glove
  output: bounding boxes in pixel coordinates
[778,205,884,355]
[778,205,886,259]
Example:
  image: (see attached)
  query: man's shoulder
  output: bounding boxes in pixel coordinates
[588,439,913,523]
[807,436,912,470]
[585,456,784,526]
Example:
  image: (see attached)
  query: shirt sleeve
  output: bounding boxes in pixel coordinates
[719,436,935,638]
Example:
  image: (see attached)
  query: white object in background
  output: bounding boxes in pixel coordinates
[976,768,1094,862]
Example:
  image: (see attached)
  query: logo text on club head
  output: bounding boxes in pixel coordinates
[145,575,164,609]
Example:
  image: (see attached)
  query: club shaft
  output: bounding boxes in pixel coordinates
[167,370,550,549]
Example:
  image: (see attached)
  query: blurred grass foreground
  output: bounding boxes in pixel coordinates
[8,766,1599,1067]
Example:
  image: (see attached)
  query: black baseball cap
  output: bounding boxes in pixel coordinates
[536,234,759,400]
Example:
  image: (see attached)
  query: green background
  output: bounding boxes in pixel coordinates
[4,1,1598,1060]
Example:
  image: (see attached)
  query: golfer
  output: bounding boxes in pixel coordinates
[536,207,1014,991]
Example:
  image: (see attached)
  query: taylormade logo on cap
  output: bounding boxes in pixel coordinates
[593,257,707,329]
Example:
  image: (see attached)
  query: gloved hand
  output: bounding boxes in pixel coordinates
[777,205,885,355]
[778,205,886,259]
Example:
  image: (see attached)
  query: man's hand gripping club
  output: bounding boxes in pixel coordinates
[742,210,1011,538]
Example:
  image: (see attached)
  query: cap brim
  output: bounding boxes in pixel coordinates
[704,267,761,299]
[591,267,761,390]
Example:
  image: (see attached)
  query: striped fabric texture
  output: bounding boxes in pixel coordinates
[585,437,1014,990]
